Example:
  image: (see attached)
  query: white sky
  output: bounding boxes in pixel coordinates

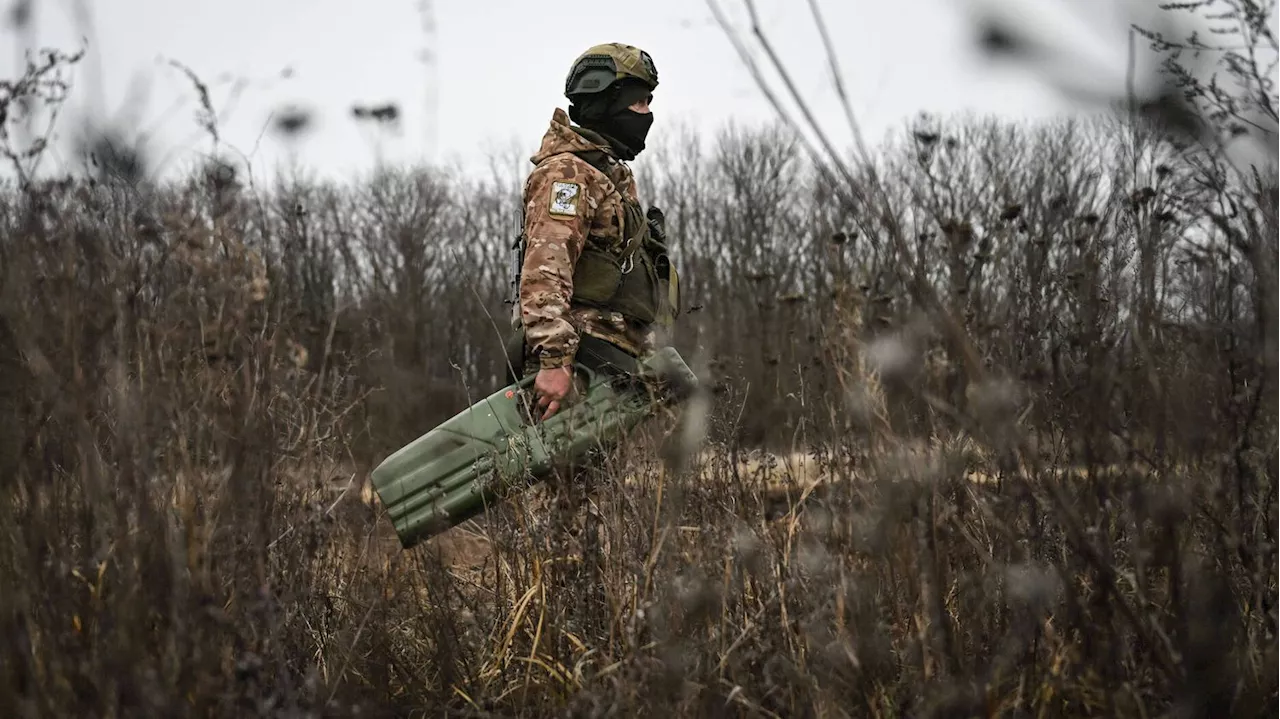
[1,0,1188,185]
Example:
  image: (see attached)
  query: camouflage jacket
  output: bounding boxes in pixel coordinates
[518,107,656,371]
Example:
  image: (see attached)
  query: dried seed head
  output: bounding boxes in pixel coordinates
[803,505,833,539]
[668,387,710,473]
[967,377,1023,428]
[1004,562,1061,610]
[844,382,882,429]
[730,521,764,573]
[865,333,920,382]
[796,538,832,579]
[671,570,717,620]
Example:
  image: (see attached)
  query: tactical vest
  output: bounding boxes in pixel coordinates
[566,147,679,333]
[535,146,680,334]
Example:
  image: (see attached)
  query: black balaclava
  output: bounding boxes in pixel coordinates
[568,81,653,161]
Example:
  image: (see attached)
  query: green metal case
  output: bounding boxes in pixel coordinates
[370,346,697,548]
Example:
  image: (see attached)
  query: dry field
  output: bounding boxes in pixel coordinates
[1,25,1277,716]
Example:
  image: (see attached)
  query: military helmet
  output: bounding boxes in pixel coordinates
[564,43,658,98]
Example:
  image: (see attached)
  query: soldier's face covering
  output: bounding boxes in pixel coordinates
[569,82,654,160]
[610,107,653,157]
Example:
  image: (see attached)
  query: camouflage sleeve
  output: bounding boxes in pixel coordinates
[519,156,597,370]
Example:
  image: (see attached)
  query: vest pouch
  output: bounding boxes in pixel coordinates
[609,250,660,324]
[570,244,623,306]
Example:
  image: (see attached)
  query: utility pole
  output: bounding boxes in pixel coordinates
[418,0,438,165]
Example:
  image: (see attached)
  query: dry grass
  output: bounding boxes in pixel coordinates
[0,40,1277,718]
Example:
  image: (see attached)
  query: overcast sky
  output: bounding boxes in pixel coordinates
[2,0,1182,184]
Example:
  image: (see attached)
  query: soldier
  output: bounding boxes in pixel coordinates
[507,43,681,421]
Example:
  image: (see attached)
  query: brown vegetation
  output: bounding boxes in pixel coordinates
[0,7,1276,716]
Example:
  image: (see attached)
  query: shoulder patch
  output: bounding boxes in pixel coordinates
[549,181,581,217]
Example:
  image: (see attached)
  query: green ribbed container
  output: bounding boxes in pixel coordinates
[371,346,697,548]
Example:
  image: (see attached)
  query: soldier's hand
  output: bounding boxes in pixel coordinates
[533,365,575,421]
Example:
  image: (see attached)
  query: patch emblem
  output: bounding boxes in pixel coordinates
[549,181,581,217]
